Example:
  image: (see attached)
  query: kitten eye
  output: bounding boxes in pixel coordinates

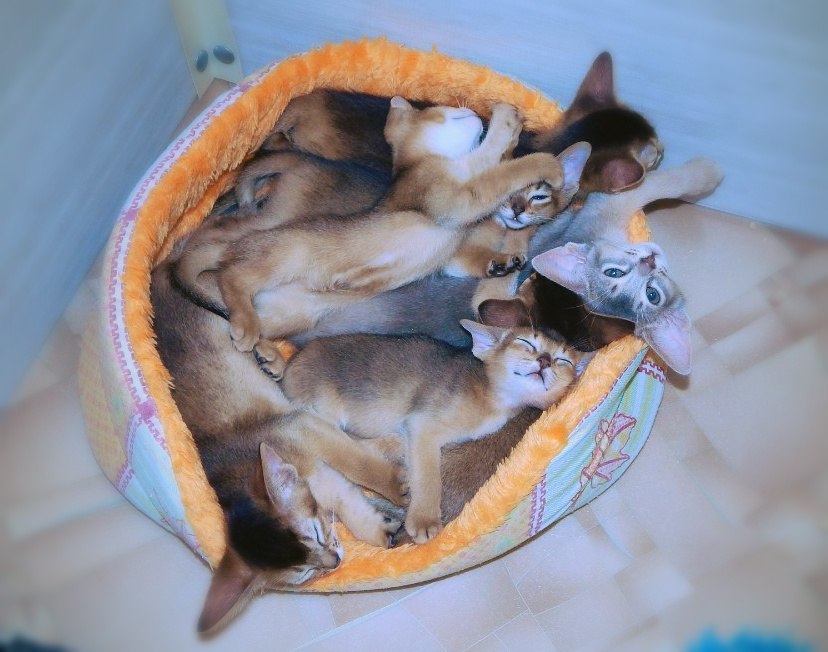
[530,194,551,203]
[554,357,574,367]
[646,286,661,305]
[603,268,626,278]
[515,337,538,352]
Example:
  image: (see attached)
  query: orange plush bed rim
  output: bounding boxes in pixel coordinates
[78,38,664,591]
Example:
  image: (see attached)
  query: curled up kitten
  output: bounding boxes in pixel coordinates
[280,320,581,543]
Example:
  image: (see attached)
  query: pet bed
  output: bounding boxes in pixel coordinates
[79,38,665,591]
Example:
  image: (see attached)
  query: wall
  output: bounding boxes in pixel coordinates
[227,0,827,239]
[0,0,195,406]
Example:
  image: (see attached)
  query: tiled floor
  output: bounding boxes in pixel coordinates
[1,108,827,650]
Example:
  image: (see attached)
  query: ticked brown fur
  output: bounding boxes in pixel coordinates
[172,99,565,378]
[281,323,580,542]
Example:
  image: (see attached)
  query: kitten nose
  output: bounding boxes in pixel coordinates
[640,253,656,270]
[537,353,552,369]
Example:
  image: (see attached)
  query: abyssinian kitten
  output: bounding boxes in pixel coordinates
[171,98,566,378]
[264,52,661,194]
[280,321,580,542]
[151,261,406,634]
[522,156,725,374]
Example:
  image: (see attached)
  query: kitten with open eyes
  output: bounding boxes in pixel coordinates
[522,157,724,374]
[281,321,580,542]
[171,99,565,378]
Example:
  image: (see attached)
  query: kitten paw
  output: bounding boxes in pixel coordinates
[405,514,442,544]
[488,102,524,153]
[486,254,526,277]
[229,317,259,352]
[253,340,287,381]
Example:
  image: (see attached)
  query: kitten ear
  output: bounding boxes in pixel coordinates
[572,51,616,109]
[593,156,646,193]
[557,142,591,197]
[198,548,258,635]
[389,96,413,111]
[460,319,508,358]
[260,442,300,508]
[635,307,692,375]
[477,298,532,329]
[531,243,589,293]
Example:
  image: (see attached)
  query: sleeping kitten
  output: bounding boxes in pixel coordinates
[151,258,405,634]
[280,321,580,542]
[171,99,564,378]
[264,52,661,195]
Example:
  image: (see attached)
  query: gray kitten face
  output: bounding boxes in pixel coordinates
[532,240,692,374]
[582,241,684,322]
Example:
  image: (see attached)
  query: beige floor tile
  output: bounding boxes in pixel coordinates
[466,633,510,652]
[40,534,336,652]
[501,514,588,586]
[683,448,763,524]
[610,619,677,652]
[586,488,655,559]
[304,603,446,652]
[11,502,168,596]
[403,561,526,652]
[657,550,826,649]
[652,395,711,461]
[326,585,420,627]
[535,578,635,652]
[683,337,828,494]
[646,204,796,320]
[709,310,794,374]
[749,498,828,577]
[614,550,692,620]
[514,521,632,614]
[0,384,102,502]
[492,610,559,652]
[612,437,752,579]
[3,474,122,541]
[694,286,774,344]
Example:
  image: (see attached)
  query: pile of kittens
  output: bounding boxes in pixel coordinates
[150,52,723,633]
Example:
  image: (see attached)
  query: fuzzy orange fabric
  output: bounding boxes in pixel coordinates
[126,37,650,585]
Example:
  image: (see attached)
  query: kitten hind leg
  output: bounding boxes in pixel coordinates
[404,434,443,543]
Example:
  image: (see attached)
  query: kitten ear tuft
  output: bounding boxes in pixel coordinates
[572,51,616,109]
[460,319,508,359]
[557,142,591,195]
[635,307,692,375]
[260,442,300,507]
[597,156,646,193]
[478,298,532,329]
[531,243,589,293]
[198,549,257,635]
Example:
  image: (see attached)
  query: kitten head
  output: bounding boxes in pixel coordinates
[494,142,591,229]
[532,241,691,375]
[539,52,663,193]
[460,319,580,410]
[384,96,483,165]
[198,444,341,636]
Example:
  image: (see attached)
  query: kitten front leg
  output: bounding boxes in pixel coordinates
[306,463,402,548]
[465,102,524,169]
[442,245,525,278]
[434,153,564,227]
[404,434,444,543]
[218,268,263,352]
[296,414,409,506]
